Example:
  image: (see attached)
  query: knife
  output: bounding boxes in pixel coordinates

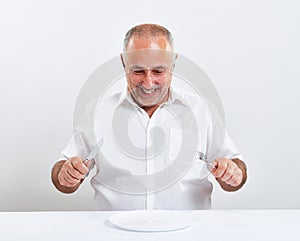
[84,137,104,177]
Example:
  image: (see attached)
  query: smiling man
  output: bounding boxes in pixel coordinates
[121,30,175,117]
[51,24,247,210]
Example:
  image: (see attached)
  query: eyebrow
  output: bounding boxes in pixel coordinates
[129,65,166,70]
[129,65,144,70]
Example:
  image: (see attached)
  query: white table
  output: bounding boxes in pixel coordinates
[0,210,299,241]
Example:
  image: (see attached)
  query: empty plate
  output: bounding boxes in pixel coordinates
[108,210,198,232]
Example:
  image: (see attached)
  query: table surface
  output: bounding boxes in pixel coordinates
[0,210,299,241]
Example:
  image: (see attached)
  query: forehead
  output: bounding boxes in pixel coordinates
[124,36,174,69]
[123,49,175,69]
[126,35,172,52]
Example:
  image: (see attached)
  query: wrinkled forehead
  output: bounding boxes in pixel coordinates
[122,49,175,69]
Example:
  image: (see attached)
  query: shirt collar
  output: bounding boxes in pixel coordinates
[116,86,138,107]
[165,85,188,107]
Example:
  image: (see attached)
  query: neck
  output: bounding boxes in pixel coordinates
[142,89,170,117]
[143,105,159,117]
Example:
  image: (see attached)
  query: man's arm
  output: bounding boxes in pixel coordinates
[211,158,247,192]
[51,157,90,194]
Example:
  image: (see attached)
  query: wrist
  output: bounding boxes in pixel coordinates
[231,158,247,187]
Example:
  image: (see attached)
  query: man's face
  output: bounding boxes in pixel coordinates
[122,36,175,108]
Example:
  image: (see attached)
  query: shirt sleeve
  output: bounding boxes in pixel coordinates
[58,136,77,162]
[205,107,244,162]
[219,129,243,161]
[57,132,93,162]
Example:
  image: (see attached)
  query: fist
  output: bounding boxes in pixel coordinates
[211,158,243,187]
[57,156,90,187]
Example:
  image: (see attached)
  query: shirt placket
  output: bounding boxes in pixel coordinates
[145,119,154,210]
[144,109,162,210]
[136,109,153,210]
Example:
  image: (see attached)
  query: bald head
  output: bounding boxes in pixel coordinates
[123,24,174,52]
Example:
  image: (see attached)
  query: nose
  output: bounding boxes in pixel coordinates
[142,70,154,89]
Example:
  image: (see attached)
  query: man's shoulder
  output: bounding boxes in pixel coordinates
[96,90,124,107]
[172,86,209,110]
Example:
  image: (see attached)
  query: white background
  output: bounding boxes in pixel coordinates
[0,0,299,211]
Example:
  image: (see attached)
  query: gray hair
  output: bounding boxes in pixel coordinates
[123,23,174,52]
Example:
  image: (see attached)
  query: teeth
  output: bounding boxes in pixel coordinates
[140,87,157,94]
[143,89,154,94]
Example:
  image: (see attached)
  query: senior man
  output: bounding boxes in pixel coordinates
[51,23,247,210]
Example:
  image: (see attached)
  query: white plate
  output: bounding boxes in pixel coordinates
[108,210,198,232]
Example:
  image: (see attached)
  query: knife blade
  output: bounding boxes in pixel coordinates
[84,137,103,176]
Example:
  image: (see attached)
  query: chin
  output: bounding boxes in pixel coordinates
[137,94,164,106]
[137,100,159,108]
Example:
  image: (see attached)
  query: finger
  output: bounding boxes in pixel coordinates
[58,169,80,187]
[220,163,236,182]
[62,168,80,184]
[209,161,218,173]
[67,167,85,180]
[212,160,227,178]
[70,157,89,175]
[85,159,93,168]
[62,175,80,187]
[62,159,85,180]
[226,169,243,186]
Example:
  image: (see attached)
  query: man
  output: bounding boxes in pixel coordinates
[51,24,247,210]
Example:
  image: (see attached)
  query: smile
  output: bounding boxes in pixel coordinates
[139,86,159,94]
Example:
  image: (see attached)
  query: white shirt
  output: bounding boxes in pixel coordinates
[59,86,242,210]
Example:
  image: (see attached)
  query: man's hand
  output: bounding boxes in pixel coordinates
[210,158,247,192]
[58,157,90,187]
[51,157,92,194]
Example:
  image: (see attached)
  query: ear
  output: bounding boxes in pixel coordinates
[120,53,125,68]
[173,53,178,68]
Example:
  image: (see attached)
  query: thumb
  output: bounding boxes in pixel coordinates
[209,160,218,174]
[84,159,93,168]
